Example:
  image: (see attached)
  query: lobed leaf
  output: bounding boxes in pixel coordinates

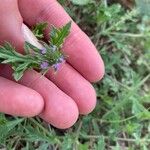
[50,21,71,47]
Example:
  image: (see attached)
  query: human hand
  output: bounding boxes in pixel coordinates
[0,0,104,129]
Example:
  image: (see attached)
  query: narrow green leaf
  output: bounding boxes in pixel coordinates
[15,62,30,72]
[71,0,92,5]
[1,58,20,64]
[25,42,40,53]
[96,136,105,150]
[13,69,27,81]
[132,99,150,119]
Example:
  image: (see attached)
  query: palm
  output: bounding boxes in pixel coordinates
[0,0,104,129]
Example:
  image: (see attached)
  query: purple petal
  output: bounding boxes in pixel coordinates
[40,48,47,54]
[58,56,65,63]
[40,61,49,69]
[53,63,61,71]
[59,58,65,63]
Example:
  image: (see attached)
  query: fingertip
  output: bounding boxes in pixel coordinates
[79,84,97,115]
[11,86,44,117]
[41,96,79,129]
[24,89,44,117]
[89,56,105,83]
[63,24,105,83]
[0,77,44,117]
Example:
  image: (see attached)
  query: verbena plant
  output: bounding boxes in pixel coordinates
[0,22,71,81]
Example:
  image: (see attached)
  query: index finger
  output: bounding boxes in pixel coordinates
[18,0,105,82]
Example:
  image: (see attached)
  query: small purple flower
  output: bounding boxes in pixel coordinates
[51,45,57,52]
[58,56,65,63]
[40,61,49,69]
[53,63,61,71]
[40,48,47,54]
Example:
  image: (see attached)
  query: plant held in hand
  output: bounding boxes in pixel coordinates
[0,22,71,81]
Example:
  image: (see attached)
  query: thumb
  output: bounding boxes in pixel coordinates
[0,0,24,51]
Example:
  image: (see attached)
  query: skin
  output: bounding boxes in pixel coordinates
[0,0,105,129]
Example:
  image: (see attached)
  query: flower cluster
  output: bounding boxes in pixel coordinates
[40,46,65,71]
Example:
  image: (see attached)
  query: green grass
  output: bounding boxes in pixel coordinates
[0,0,150,149]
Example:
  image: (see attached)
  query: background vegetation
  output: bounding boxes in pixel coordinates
[0,0,150,149]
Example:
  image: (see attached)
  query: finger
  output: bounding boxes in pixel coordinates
[18,0,105,82]
[0,0,24,51]
[0,75,44,117]
[1,67,79,129]
[47,63,97,115]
